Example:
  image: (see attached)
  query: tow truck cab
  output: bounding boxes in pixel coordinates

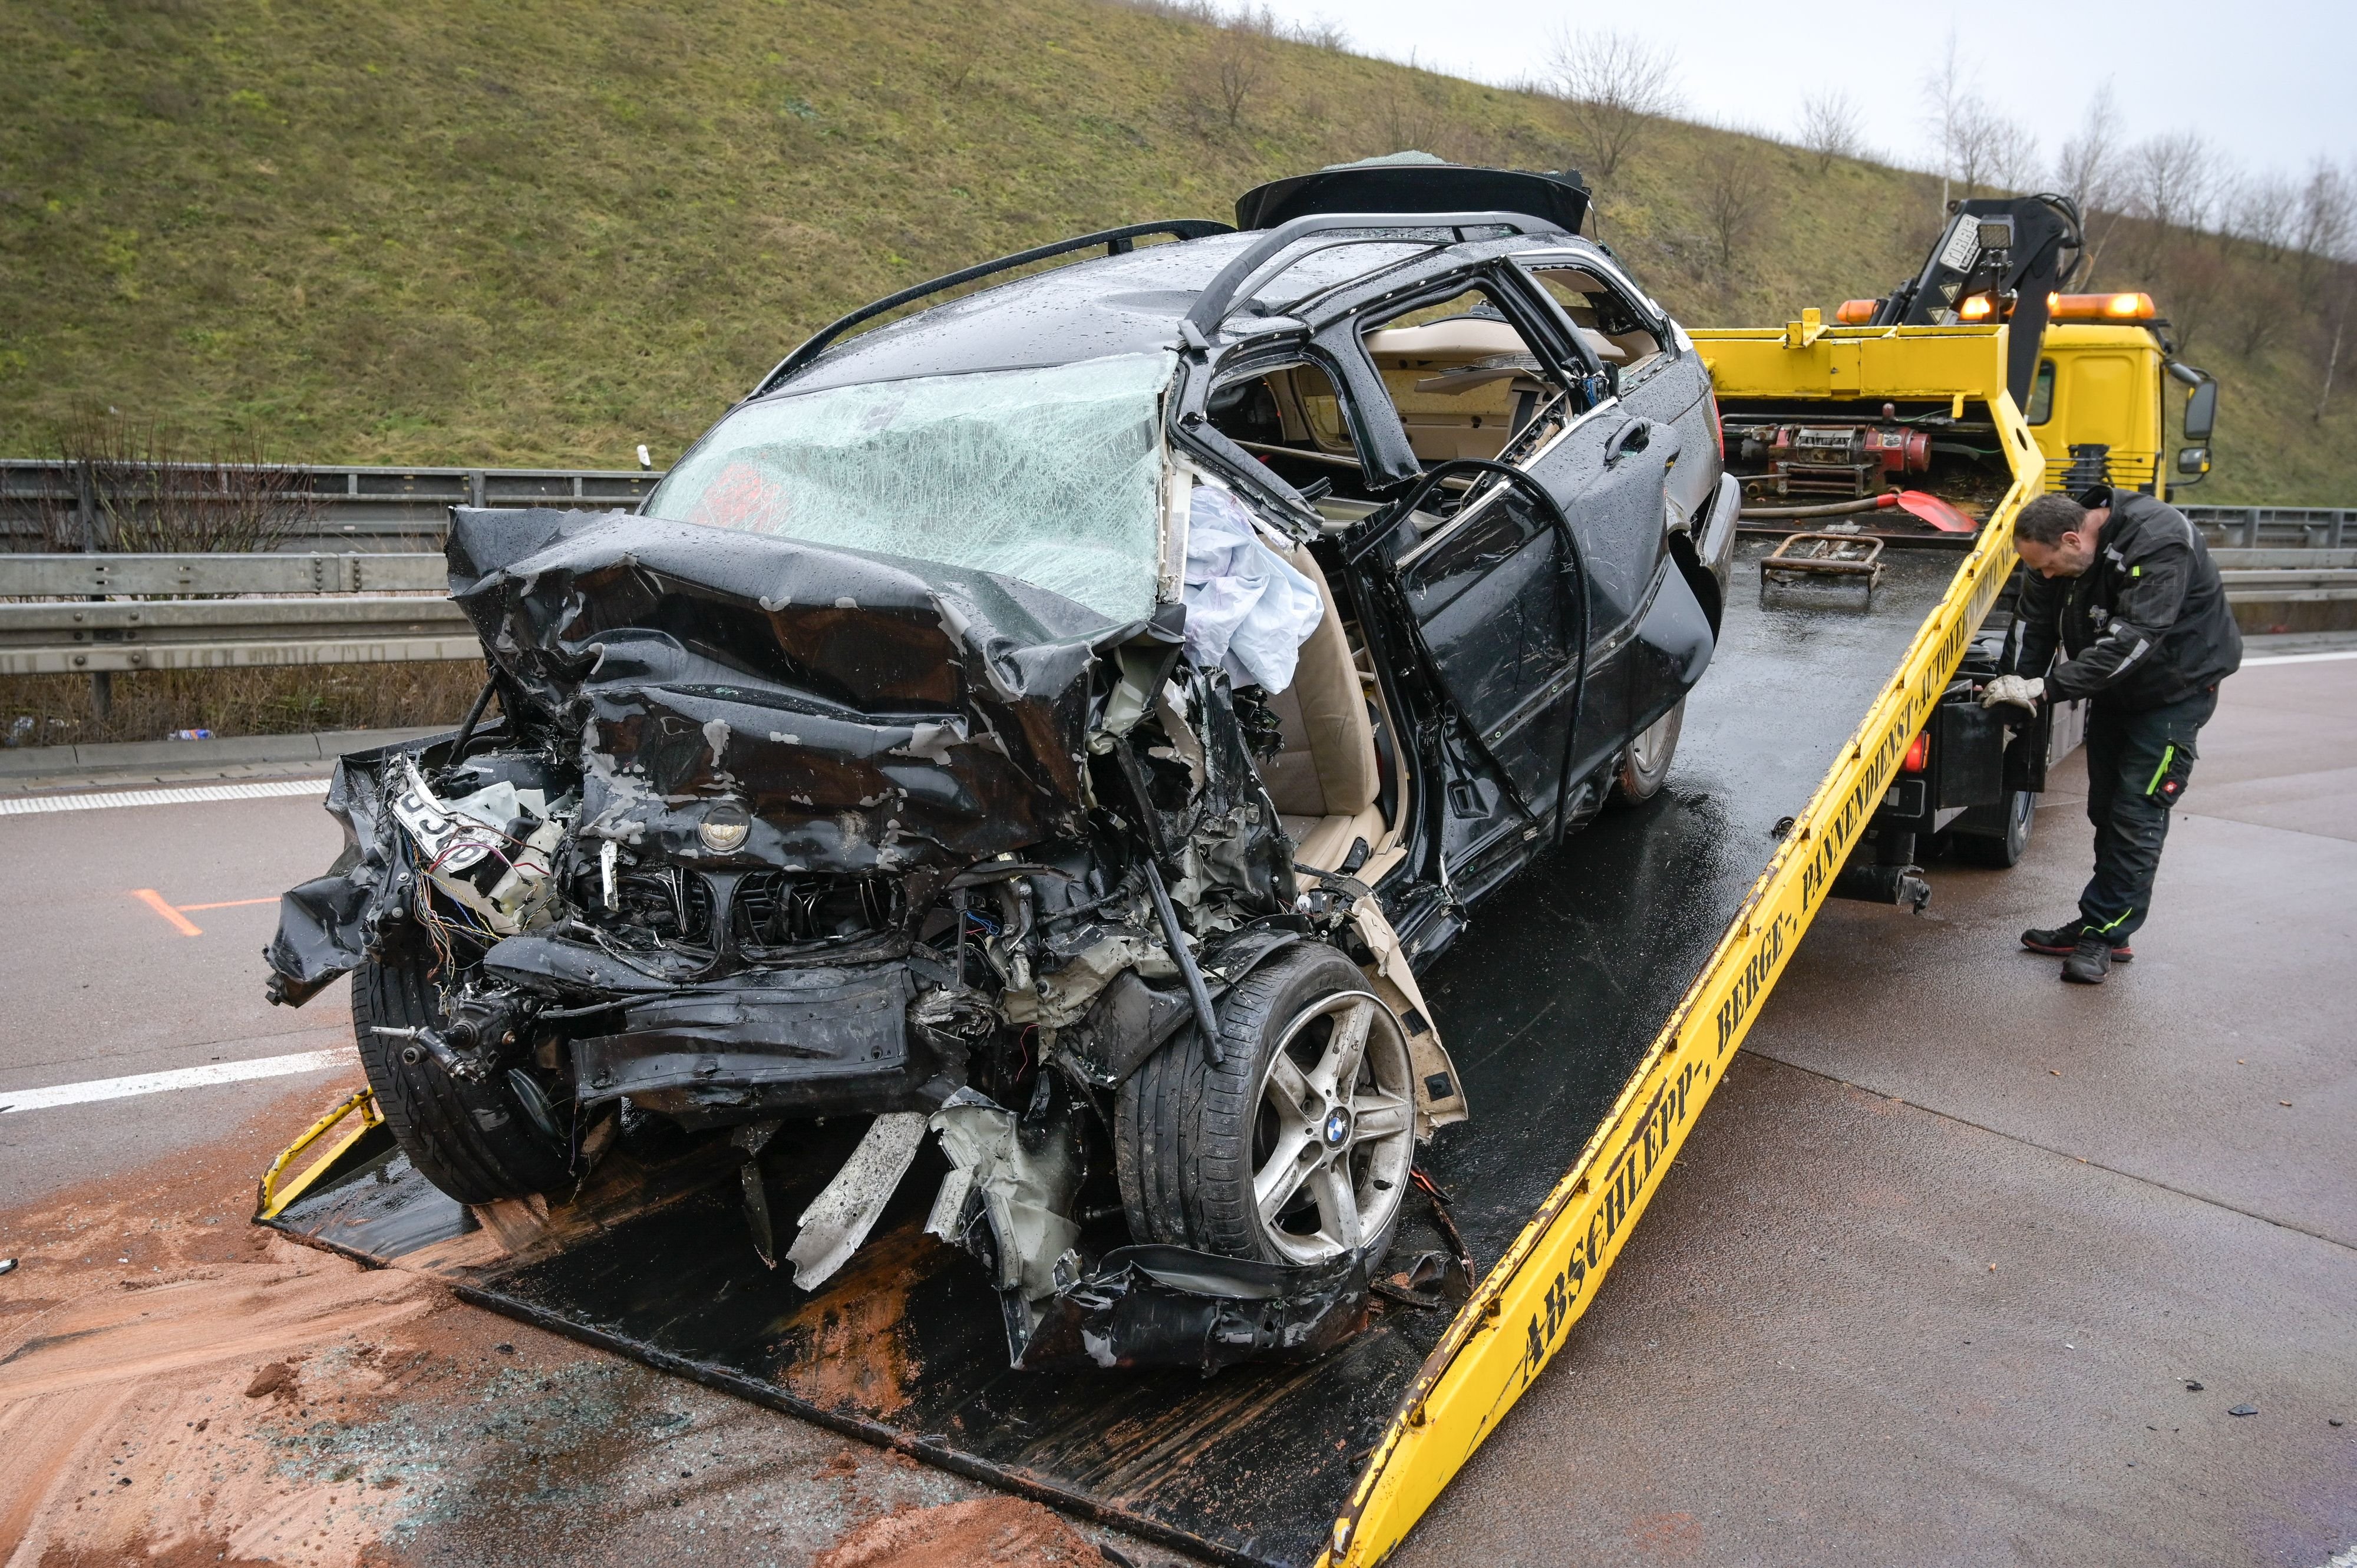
[1709,195,2220,893]
[2026,306,2219,497]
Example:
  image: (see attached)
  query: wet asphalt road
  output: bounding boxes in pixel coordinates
[0,791,353,1201]
[1397,655,2357,1568]
[0,657,2351,1565]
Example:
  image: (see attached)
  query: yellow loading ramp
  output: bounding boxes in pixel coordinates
[1329,323,2037,1563]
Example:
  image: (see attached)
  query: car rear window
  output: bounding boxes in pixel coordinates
[646,351,1175,625]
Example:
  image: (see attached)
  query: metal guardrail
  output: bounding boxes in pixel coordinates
[0,552,473,675]
[2,460,2341,552]
[2183,506,2355,549]
[1,552,448,596]
[1,460,662,550]
[2220,563,2357,635]
[2210,547,2357,570]
[3,504,2348,679]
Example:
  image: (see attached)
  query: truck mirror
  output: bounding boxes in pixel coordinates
[2175,445,2211,478]
[2177,371,2217,439]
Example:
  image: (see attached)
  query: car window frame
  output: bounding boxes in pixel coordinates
[1323,260,1605,491]
[1511,247,1675,389]
[1369,263,1615,575]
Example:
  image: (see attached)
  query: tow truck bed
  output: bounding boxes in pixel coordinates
[266,525,1986,1565]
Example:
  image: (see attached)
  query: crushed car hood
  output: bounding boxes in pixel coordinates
[267,506,1142,1003]
[445,506,1125,862]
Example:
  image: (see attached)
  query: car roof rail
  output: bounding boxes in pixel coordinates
[751,220,1236,398]
[1181,210,1567,337]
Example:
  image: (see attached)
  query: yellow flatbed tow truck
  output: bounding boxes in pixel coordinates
[258,197,2208,1565]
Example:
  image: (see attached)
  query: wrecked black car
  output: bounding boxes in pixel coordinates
[266,159,1737,1372]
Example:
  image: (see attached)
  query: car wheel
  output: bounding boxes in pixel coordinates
[351,953,575,1205]
[1952,787,2037,867]
[1115,944,1414,1268]
[1610,697,1685,805]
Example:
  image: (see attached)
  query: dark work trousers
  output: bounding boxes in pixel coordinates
[2078,685,2217,942]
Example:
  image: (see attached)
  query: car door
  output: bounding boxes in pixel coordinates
[1394,476,1579,826]
[1513,258,1714,742]
[1354,269,1601,838]
[1518,255,1717,532]
[1517,402,1695,768]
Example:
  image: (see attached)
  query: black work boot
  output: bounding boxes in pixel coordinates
[2060,935,2113,985]
[2022,921,2133,961]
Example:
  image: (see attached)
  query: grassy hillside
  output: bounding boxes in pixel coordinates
[4,0,2350,501]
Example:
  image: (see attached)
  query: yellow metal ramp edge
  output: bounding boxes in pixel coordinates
[1323,368,2044,1566]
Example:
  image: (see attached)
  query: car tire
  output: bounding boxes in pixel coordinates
[351,953,573,1205]
[1610,698,1685,805]
[1115,943,1414,1270]
[1952,787,2037,867]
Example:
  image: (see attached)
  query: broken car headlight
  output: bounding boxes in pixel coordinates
[697,801,752,853]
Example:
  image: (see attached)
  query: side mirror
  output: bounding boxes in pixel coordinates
[2172,365,2217,440]
[2176,445,2211,479]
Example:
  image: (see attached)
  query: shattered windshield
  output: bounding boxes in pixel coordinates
[646,351,1176,625]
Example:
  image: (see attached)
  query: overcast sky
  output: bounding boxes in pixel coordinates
[1244,0,2353,195]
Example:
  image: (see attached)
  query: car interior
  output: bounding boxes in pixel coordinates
[1253,539,1397,875]
[1195,267,1668,883]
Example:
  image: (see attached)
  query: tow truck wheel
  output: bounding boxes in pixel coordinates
[1115,945,1413,1269]
[1611,698,1686,804]
[1952,787,2038,867]
[351,954,573,1206]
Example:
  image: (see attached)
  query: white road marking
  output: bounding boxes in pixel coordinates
[2243,649,2357,668]
[0,1048,350,1114]
[0,778,329,816]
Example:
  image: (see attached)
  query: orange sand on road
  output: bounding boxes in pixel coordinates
[0,1080,1191,1568]
[0,1080,434,1568]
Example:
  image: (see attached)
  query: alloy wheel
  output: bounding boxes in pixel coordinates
[1247,990,1415,1263]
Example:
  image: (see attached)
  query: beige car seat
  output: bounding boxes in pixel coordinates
[1361,317,1562,464]
[1254,543,1385,872]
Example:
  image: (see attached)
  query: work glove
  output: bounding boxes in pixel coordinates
[1978,674,2045,713]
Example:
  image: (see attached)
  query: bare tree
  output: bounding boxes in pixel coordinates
[2223,169,2297,259]
[1204,25,1270,132]
[1702,142,1772,276]
[2154,239,2226,353]
[1545,28,1681,180]
[1924,50,2034,203]
[2295,157,2353,282]
[1796,90,1864,173]
[1985,114,2042,195]
[1947,95,2003,199]
[2226,266,2295,359]
[36,412,314,554]
[2052,82,2122,216]
[1921,30,1972,216]
[1292,13,1351,50]
[2125,130,2216,232]
[2313,265,2353,421]
[1378,90,1450,163]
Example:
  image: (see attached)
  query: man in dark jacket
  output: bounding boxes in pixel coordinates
[1981,487,2242,983]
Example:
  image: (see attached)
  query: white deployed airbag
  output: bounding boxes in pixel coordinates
[1180,485,1325,693]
